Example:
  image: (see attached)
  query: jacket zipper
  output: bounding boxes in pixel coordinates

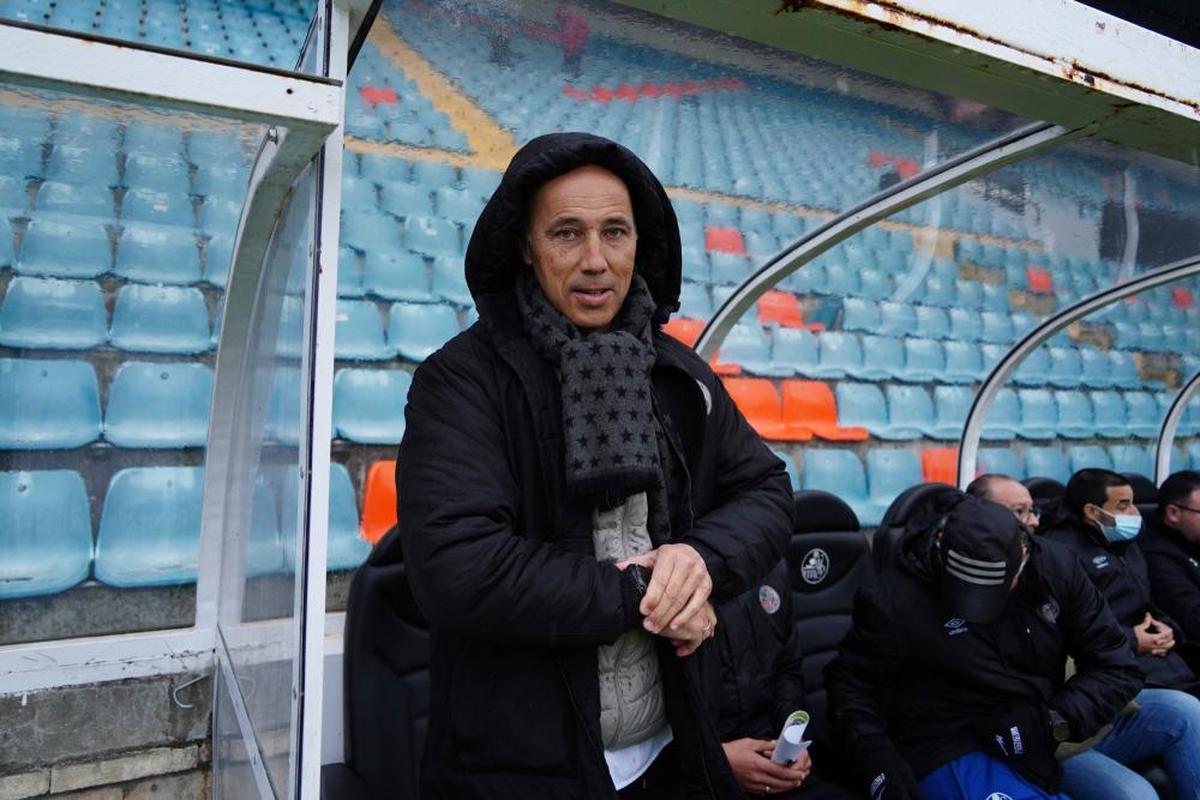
[557,660,615,798]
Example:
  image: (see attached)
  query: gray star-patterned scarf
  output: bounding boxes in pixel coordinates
[516,270,665,505]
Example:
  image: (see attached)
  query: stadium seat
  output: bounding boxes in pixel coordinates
[874,483,960,572]
[1090,391,1128,438]
[1016,389,1057,440]
[977,447,1024,479]
[362,251,433,302]
[709,252,751,286]
[121,188,195,227]
[982,388,1021,440]
[801,450,872,524]
[663,318,702,348]
[788,490,873,752]
[244,476,285,577]
[333,368,413,444]
[342,209,403,254]
[1108,351,1140,390]
[1077,348,1114,389]
[835,382,892,439]
[1124,391,1161,439]
[757,290,805,328]
[361,460,398,545]
[412,160,458,189]
[0,276,107,349]
[113,223,201,284]
[105,361,212,448]
[281,463,371,572]
[1109,444,1154,478]
[769,327,819,376]
[922,448,960,485]
[930,386,973,440]
[1054,391,1096,439]
[1024,447,1071,484]
[864,449,923,524]
[388,301,461,362]
[948,308,982,342]
[431,255,472,307]
[266,367,300,445]
[378,180,431,219]
[810,332,863,380]
[1013,347,1051,387]
[336,299,392,361]
[16,215,111,278]
[719,324,781,376]
[109,284,212,353]
[0,470,93,599]
[405,215,459,257]
[943,341,984,384]
[1069,445,1113,473]
[342,533,429,799]
[94,466,204,587]
[840,298,879,333]
[883,385,936,441]
[780,380,867,441]
[723,377,805,441]
[0,357,101,449]
[877,301,916,338]
[1047,347,1082,388]
[899,338,945,383]
[912,305,950,341]
[856,335,903,381]
[35,180,114,219]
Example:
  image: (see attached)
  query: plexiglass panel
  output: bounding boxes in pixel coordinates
[214,667,260,800]
[0,86,262,643]
[0,0,318,73]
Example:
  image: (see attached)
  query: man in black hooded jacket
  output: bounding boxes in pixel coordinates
[397,133,792,799]
[825,493,1140,800]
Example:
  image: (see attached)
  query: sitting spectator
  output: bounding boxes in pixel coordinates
[1141,470,1200,666]
[825,493,1141,800]
[1039,469,1200,696]
[971,473,1200,800]
[711,560,855,799]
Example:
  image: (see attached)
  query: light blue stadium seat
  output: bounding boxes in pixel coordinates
[811,332,863,380]
[202,234,233,287]
[770,327,818,376]
[840,297,880,333]
[982,388,1021,440]
[16,215,111,278]
[919,277,956,307]
[113,223,200,284]
[981,284,1010,314]
[412,160,458,189]
[0,358,101,449]
[948,308,982,342]
[0,470,92,599]
[900,338,945,383]
[362,251,433,301]
[943,341,984,384]
[341,209,402,253]
[877,301,916,338]
[341,176,378,212]
[335,244,366,298]
[930,386,972,440]
[864,449,923,525]
[1013,347,1051,387]
[122,153,190,195]
[980,311,1014,344]
[709,252,752,287]
[1189,443,1200,470]
[1047,347,1081,388]
[335,299,391,361]
[275,294,305,358]
[854,335,903,381]
[379,180,432,218]
[1016,389,1057,440]
[462,167,501,202]
[244,476,284,577]
[121,188,195,227]
[0,135,44,180]
[1090,391,1128,438]
[1025,447,1071,483]
[1108,351,1140,390]
[678,283,712,320]
[1069,445,1113,474]
[1055,390,1096,439]
[722,324,783,377]
[858,270,891,301]
[1124,391,1160,439]
[836,382,889,438]
[94,466,203,587]
[956,280,984,311]
[431,255,472,307]
[333,368,413,444]
[914,305,950,340]
[435,186,482,224]
[801,449,873,524]
[405,215,459,256]
[772,450,800,491]
[105,361,212,448]
[35,180,114,218]
[884,385,935,441]
[0,212,12,267]
[266,367,300,445]
[1078,348,1114,389]
[1109,444,1154,478]
[109,284,211,353]
[977,447,1024,479]
[359,153,411,183]
[0,276,106,349]
[43,144,117,185]
[744,231,779,262]
[388,301,461,362]
[1111,322,1139,350]
[279,462,371,572]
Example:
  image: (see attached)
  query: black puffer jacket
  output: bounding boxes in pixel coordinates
[712,560,805,743]
[1141,516,1200,647]
[825,520,1140,789]
[1040,514,1198,691]
[398,133,793,799]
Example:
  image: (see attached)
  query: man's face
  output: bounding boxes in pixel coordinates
[1165,488,1200,545]
[521,165,637,332]
[1084,484,1139,527]
[986,479,1039,532]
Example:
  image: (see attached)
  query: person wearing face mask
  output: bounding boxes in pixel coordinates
[1041,468,1200,696]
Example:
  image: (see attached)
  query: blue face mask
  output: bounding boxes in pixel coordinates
[1098,511,1142,542]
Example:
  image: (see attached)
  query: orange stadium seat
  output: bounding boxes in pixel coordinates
[1173,287,1195,309]
[781,380,868,441]
[361,460,398,545]
[921,448,959,485]
[663,318,703,347]
[757,290,808,329]
[1026,265,1054,294]
[723,377,811,441]
[705,226,746,255]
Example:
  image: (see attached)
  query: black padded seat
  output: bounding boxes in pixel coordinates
[1023,476,1066,519]
[871,483,959,574]
[1123,472,1159,518]
[788,490,874,752]
[342,526,430,799]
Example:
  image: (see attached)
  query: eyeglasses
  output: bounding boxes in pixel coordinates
[1171,503,1200,515]
[1009,505,1039,522]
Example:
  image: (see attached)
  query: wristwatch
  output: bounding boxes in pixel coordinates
[1048,709,1071,743]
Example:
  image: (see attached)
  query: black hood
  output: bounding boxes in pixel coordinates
[464,132,682,324]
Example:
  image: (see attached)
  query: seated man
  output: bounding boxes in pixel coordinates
[1040,469,1200,696]
[1141,470,1200,662]
[971,473,1200,800]
[712,560,855,799]
[825,493,1141,800]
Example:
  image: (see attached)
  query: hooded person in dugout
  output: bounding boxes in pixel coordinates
[397,132,793,799]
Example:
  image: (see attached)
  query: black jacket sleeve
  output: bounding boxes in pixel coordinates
[398,345,642,647]
[1144,546,1200,645]
[1048,551,1144,739]
[678,368,793,602]
[769,584,807,734]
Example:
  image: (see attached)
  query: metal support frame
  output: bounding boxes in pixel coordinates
[957,253,1200,488]
[1155,369,1200,484]
[696,120,1083,359]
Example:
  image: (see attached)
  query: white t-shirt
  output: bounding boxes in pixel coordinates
[604,725,674,790]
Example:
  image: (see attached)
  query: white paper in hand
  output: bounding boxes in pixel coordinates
[770,710,812,765]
